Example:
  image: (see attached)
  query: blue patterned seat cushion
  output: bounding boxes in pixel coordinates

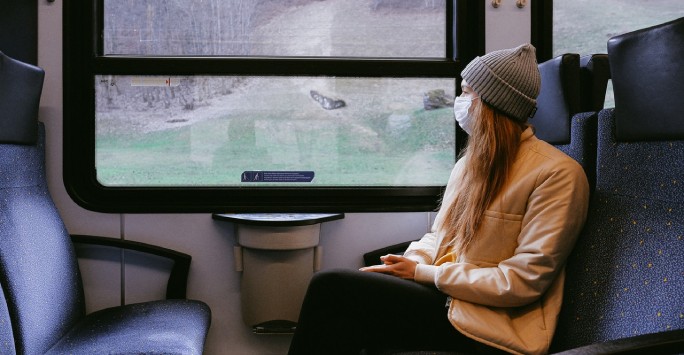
[1,124,211,353]
[551,109,684,351]
[46,299,211,355]
[0,124,86,354]
[553,111,598,191]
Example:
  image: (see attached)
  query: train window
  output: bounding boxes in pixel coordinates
[553,0,683,108]
[95,75,455,188]
[64,0,483,212]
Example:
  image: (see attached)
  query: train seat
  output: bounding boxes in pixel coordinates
[0,51,211,354]
[363,17,684,354]
[532,52,598,192]
[550,16,684,353]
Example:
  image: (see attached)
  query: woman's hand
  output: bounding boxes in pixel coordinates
[359,254,417,280]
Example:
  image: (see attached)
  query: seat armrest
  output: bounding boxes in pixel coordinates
[553,329,684,355]
[71,234,191,299]
[363,240,415,266]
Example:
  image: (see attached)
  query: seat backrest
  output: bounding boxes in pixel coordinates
[532,53,598,190]
[0,51,43,144]
[610,17,684,141]
[551,17,684,352]
[0,54,86,354]
[532,53,580,145]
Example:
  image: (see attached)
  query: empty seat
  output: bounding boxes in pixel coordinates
[0,51,211,355]
[551,17,684,353]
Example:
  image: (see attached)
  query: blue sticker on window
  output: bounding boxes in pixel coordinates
[241,171,315,183]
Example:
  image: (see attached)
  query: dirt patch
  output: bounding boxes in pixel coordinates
[97,0,448,135]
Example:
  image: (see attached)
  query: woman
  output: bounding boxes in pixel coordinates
[288,44,590,355]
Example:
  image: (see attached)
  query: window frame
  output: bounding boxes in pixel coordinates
[531,0,553,63]
[63,0,485,213]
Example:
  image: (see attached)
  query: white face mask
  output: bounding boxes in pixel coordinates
[453,96,475,135]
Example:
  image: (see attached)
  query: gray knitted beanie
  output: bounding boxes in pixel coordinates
[461,43,541,122]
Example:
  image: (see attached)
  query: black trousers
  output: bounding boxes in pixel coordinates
[288,268,504,355]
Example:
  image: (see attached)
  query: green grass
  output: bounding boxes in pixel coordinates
[96,106,456,187]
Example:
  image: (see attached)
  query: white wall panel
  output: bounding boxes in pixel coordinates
[318,212,430,269]
[485,0,532,52]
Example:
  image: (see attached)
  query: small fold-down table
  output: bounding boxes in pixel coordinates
[212,213,344,334]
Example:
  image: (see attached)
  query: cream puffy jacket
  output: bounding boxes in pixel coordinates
[404,128,589,355]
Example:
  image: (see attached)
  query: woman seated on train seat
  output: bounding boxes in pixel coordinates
[288,44,590,355]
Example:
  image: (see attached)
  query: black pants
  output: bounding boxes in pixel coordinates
[288,268,504,355]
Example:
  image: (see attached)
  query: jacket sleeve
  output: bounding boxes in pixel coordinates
[413,159,590,308]
[403,230,438,265]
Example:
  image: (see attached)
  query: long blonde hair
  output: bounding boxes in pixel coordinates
[438,100,524,254]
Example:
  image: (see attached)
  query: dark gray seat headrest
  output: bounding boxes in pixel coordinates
[531,53,580,145]
[0,51,45,145]
[608,17,684,141]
